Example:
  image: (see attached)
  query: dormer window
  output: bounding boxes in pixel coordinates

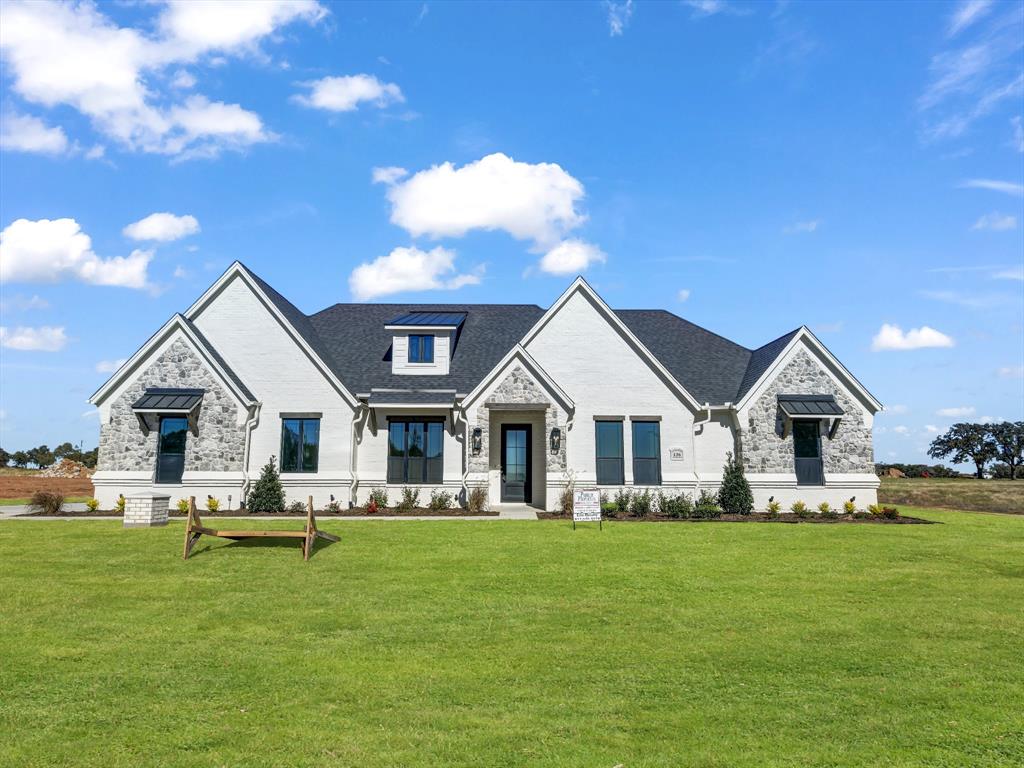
[408,334,434,364]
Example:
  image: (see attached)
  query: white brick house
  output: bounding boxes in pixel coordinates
[89,262,882,510]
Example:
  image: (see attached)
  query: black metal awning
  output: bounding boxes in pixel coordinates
[132,388,204,413]
[777,394,843,417]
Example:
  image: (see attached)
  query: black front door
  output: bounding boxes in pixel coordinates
[793,420,824,486]
[156,416,188,484]
[500,424,531,503]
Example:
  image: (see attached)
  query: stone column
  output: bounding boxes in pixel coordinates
[123,493,170,527]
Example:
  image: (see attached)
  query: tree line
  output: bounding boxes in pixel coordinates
[0,443,98,470]
[926,421,1024,480]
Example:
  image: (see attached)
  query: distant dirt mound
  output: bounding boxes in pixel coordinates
[39,459,95,479]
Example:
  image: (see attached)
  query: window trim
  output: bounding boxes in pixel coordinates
[595,419,625,486]
[631,420,662,486]
[387,417,446,484]
[408,334,435,364]
[279,417,320,474]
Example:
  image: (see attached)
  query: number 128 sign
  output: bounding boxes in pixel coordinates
[573,489,602,529]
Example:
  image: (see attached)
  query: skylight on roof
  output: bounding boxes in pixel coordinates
[387,311,467,327]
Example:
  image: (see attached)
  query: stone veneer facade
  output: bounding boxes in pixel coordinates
[468,365,567,476]
[742,350,873,475]
[98,339,247,474]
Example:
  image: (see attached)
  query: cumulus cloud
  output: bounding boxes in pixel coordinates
[605,0,633,36]
[371,166,408,185]
[538,240,606,275]
[0,111,69,154]
[348,246,481,301]
[294,74,404,112]
[971,211,1017,230]
[383,153,586,248]
[783,219,820,234]
[937,406,976,417]
[677,288,692,302]
[95,358,128,374]
[871,323,955,351]
[123,212,200,242]
[0,218,152,289]
[925,424,941,433]
[0,325,67,351]
[0,0,323,159]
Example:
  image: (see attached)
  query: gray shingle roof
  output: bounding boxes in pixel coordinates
[234,263,799,406]
[367,390,457,406]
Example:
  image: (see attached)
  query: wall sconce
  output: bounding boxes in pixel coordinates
[471,427,482,455]
[550,427,561,454]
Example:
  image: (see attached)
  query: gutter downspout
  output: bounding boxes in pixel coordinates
[452,402,470,503]
[691,402,712,495]
[349,404,369,506]
[240,401,262,507]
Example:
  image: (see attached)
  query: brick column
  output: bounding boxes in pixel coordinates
[123,493,170,527]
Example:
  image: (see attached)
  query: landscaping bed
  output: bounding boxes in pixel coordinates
[538,510,934,524]
[26,506,497,517]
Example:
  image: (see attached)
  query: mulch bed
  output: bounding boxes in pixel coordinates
[27,507,497,517]
[537,511,935,524]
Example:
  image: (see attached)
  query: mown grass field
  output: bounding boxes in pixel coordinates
[1,509,1022,767]
[879,477,1023,514]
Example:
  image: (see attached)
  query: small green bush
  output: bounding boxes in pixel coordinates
[613,489,632,516]
[658,491,693,519]
[791,500,814,519]
[206,497,220,513]
[630,489,653,518]
[397,487,420,513]
[324,500,342,513]
[115,495,125,514]
[600,501,619,518]
[176,498,190,514]
[868,503,883,516]
[693,489,722,519]
[247,457,286,512]
[843,500,857,515]
[287,500,306,514]
[881,505,900,520]
[766,499,781,516]
[467,486,488,514]
[718,452,754,515]
[429,489,454,511]
[818,501,838,519]
[85,498,100,512]
[368,488,389,509]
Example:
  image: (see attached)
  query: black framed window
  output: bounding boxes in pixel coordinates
[595,420,624,485]
[280,418,320,473]
[388,419,444,483]
[408,334,434,363]
[632,421,661,485]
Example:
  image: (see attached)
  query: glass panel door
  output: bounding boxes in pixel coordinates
[793,420,824,486]
[156,416,188,484]
[501,425,531,503]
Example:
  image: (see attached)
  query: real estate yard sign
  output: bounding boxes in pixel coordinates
[573,489,602,530]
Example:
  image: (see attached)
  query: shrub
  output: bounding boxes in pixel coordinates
[324,500,342,513]
[600,501,619,518]
[843,500,857,515]
[659,492,693,519]
[613,489,632,517]
[28,490,64,515]
[287,500,306,514]
[397,486,420,513]
[247,457,286,512]
[766,499,781,516]
[368,488,389,509]
[881,505,900,520]
[718,452,754,515]
[206,497,220,513]
[367,499,379,514]
[630,489,653,518]
[818,501,838,519]
[115,494,126,514]
[467,486,488,514]
[868,503,882,516]
[791,500,814,519]
[85,498,100,512]
[693,489,721,519]
[559,485,574,515]
[176,497,190,514]
[429,489,454,511]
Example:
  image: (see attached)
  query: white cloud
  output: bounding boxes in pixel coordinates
[677,288,692,302]
[0,325,67,351]
[937,406,976,417]
[0,217,152,289]
[993,266,1023,281]
[971,211,1017,230]
[95,358,127,374]
[1012,116,1024,152]
[783,219,820,234]
[84,144,105,160]
[948,0,993,38]
[997,364,1024,378]
[925,424,941,433]
[173,265,190,279]
[0,0,322,159]
[959,179,1024,196]
[683,0,748,17]
[893,425,910,435]
[383,153,586,249]
[371,166,409,185]
[605,0,633,36]
[294,74,404,112]
[170,69,196,90]
[348,246,481,301]
[0,111,69,154]
[0,293,49,312]
[539,240,606,275]
[871,323,955,351]
[885,404,909,414]
[123,212,200,242]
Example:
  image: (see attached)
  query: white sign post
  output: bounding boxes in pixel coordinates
[572,489,602,530]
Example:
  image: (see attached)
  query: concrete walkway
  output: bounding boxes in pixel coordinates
[1,503,539,522]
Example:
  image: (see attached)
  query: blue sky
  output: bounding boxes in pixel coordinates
[1,0,1022,468]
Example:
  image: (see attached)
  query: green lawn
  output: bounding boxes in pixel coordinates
[1,510,1022,767]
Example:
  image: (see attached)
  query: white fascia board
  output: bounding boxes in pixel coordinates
[185,261,359,408]
[89,314,255,411]
[461,343,575,412]
[734,327,883,413]
[518,276,703,412]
